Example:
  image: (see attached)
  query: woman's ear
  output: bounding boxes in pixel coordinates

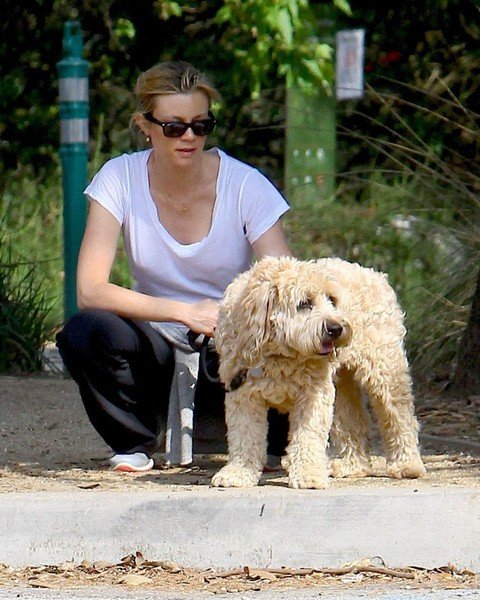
[133,113,149,138]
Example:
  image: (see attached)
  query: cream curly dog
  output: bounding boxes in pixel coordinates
[211,256,426,489]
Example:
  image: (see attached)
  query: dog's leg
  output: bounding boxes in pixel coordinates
[211,389,267,487]
[360,358,426,479]
[285,378,335,489]
[330,367,373,478]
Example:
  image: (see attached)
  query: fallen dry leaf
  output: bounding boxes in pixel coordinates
[248,569,277,581]
[28,575,57,589]
[57,562,75,572]
[117,573,153,586]
[92,561,115,570]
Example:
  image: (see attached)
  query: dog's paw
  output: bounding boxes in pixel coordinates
[211,464,261,488]
[330,456,373,478]
[386,455,426,479]
[287,466,329,490]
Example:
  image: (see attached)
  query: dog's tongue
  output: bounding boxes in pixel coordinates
[319,342,335,355]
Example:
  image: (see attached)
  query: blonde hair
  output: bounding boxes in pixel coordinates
[132,61,220,127]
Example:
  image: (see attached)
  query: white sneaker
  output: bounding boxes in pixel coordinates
[109,452,154,472]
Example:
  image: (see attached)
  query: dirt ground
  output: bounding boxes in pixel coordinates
[0,373,479,593]
[0,557,478,595]
[0,372,479,492]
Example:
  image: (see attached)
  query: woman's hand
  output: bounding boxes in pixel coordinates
[184,299,219,337]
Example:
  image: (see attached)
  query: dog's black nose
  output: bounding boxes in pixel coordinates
[323,321,343,340]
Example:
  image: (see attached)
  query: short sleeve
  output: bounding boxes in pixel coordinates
[84,156,127,225]
[240,170,290,244]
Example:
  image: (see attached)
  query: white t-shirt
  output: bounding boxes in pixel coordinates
[84,148,289,303]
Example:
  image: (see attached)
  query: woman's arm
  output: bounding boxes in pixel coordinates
[76,200,218,335]
[252,219,293,260]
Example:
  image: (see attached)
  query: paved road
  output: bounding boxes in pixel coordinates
[0,587,479,599]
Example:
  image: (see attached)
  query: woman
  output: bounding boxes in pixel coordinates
[56,61,292,472]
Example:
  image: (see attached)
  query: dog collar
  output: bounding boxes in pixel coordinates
[228,365,263,391]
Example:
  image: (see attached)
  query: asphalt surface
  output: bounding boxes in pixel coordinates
[0,586,479,599]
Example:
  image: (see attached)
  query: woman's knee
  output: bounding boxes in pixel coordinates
[56,310,173,375]
[56,309,138,362]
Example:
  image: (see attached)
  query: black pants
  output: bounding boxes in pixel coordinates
[56,309,288,457]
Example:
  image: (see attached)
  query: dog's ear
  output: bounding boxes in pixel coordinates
[218,276,278,370]
[243,279,277,362]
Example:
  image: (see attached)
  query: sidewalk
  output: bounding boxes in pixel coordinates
[0,370,479,575]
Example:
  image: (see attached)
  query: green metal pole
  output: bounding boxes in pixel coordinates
[285,10,336,207]
[56,21,89,321]
[285,87,336,205]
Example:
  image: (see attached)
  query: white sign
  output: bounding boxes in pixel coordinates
[335,29,365,100]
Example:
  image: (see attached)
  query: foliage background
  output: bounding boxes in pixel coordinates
[1,0,479,380]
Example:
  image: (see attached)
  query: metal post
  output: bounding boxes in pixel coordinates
[285,9,336,207]
[285,87,336,205]
[56,21,89,321]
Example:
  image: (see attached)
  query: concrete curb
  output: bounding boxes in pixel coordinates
[2,486,479,570]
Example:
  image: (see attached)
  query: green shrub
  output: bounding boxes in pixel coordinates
[1,165,65,333]
[0,234,52,372]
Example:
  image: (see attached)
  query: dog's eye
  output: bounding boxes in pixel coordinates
[327,295,337,307]
[297,299,313,311]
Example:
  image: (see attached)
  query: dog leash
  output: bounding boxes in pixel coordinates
[187,330,221,384]
[186,331,254,390]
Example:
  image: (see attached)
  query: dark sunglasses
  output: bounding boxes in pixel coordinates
[143,111,216,138]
